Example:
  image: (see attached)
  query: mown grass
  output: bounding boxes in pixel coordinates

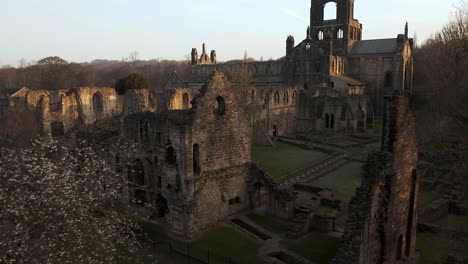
[434,215,468,233]
[172,227,268,264]
[283,232,340,264]
[417,232,468,263]
[247,213,289,234]
[139,221,267,264]
[252,142,328,178]
[310,162,364,201]
[418,191,442,209]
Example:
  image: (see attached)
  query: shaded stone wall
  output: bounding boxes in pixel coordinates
[333,91,418,264]
[119,73,296,239]
[8,87,157,136]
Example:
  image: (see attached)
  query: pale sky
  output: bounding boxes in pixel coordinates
[0,0,460,66]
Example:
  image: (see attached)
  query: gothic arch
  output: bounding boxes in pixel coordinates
[92,92,103,121]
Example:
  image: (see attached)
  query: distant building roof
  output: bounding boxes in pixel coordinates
[332,75,365,86]
[349,38,397,56]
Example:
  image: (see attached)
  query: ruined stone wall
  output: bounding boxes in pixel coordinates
[191,61,285,77]
[76,87,121,124]
[167,88,194,110]
[296,92,372,135]
[333,91,418,264]
[119,73,297,239]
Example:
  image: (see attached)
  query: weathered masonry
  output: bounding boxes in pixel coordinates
[117,72,295,238]
[333,91,419,264]
[187,0,413,138]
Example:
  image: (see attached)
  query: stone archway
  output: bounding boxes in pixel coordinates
[92,92,103,121]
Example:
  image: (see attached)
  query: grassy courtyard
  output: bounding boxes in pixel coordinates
[247,213,289,234]
[417,232,468,264]
[418,191,442,209]
[283,232,340,264]
[252,142,329,178]
[138,220,267,264]
[434,214,468,233]
[309,162,364,201]
[172,227,268,264]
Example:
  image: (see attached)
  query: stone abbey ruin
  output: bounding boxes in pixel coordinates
[6,0,466,264]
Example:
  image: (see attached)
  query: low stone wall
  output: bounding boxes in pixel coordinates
[418,199,451,223]
[417,223,468,242]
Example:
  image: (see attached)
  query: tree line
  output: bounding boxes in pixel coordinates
[0,56,191,92]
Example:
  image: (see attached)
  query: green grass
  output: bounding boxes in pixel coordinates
[434,215,468,232]
[335,213,348,228]
[417,233,468,263]
[252,142,329,178]
[173,227,268,264]
[138,221,167,243]
[296,191,315,204]
[316,206,335,215]
[283,232,340,264]
[247,213,289,234]
[309,162,364,201]
[374,119,383,136]
[418,191,442,209]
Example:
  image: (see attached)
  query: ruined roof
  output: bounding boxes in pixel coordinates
[7,87,29,98]
[349,38,397,56]
[332,75,365,86]
[165,71,188,89]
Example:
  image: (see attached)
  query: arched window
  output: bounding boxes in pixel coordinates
[182,93,189,109]
[283,91,289,104]
[274,92,280,105]
[325,114,330,129]
[324,2,337,20]
[337,29,344,39]
[215,96,226,115]
[318,31,324,40]
[251,90,255,102]
[166,147,177,165]
[92,92,103,121]
[331,114,335,129]
[292,91,298,103]
[397,235,404,260]
[193,144,200,175]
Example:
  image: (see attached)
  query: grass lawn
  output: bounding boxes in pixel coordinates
[434,215,468,232]
[173,227,268,264]
[252,142,329,178]
[418,191,442,209]
[309,162,364,201]
[335,213,348,228]
[283,232,340,264]
[417,233,468,263]
[316,206,335,215]
[296,191,315,205]
[247,213,289,234]
[138,221,168,243]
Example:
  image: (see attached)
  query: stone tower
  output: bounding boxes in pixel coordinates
[333,91,419,264]
[310,0,362,55]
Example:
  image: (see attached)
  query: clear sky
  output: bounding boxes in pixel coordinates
[0,0,460,66]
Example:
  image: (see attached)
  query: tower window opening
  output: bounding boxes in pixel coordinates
[324,2,337,20]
